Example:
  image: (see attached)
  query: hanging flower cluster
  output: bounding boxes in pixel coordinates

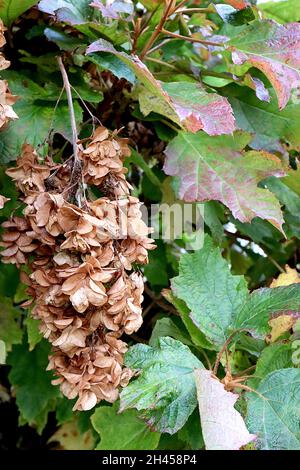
[1,128,155,411]
[0,19,18,128]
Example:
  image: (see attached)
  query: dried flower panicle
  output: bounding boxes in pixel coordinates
[0,19,18,129]
[1,126,155,411]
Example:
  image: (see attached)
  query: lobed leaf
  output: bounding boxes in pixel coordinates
[246,368,300,449]
[228,20,300,109]
[119,337,203,434]
[164,130,285,230]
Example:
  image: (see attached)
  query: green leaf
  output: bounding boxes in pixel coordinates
[171,235,248,347]
[0,72,83,162]
[164,130,285,231]
[228,20,300,109]
[91,402,160,450]
[120,337,203,434]
[88,53,136,83]
[246,368,300,449]
[235,284,300,338]
[25,316,42,351]
[248,343,293,389]
[172,235,300,348]
[7,339,60,430]
[214,4,255,26]
[225,84,300,150]
[162,289,214,350]
[259,0,300,24]
[177,409,204,450]
[0,297,23,352]
[0,340,6,364]
[149,317,194,348]
[0,0,37,26]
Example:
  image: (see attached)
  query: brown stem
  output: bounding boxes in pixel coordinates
[235,365,256,377]
[57,56,79,163]
[161,29,224,47]
[144,284,178,315]
[139,0,175,60]
[176,7,215,14]
[213,330,241,376]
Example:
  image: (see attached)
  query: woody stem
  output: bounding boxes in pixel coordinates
[57,56,79,163]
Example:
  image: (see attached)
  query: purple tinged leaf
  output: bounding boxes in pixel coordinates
[228,20,300,109]
[90,0,119,19]
[90,0,133,19]
[195,369,256,450]
[87,41,235,135]
[164,130,285,231]
[245,76,270,103]
[161,82,235,135]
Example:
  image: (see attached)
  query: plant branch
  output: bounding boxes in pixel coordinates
[161,29,224,47]
[139,0,175,60]
[176,7,215,14]
[57,56,79,163]
[213,330,242,376]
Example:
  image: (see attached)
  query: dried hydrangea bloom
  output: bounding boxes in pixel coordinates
[48,332,132,411]
[2,124,155,410]
[24,192,64,237]
[0,194,10,208]
[6,144,53,193]
[58,256,115,312]
[102,272,144,335]
[0,80,18,128]
[0,19,7,48]
[80,126,130,188]
[0,217,38,266]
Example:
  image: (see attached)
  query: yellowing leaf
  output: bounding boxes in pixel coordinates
[194,369,256,450]
[270,266,300,288]
[48,420,95,450]
[268,315,296,343]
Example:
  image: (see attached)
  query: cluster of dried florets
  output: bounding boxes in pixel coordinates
[0,19,18,128]
[1,128,155,410]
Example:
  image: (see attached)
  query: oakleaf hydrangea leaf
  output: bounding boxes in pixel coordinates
[119,337,203,434]
[195,369,255,450]
[246,368,300,449]
[164,130,285,231]
[228,20,300,109]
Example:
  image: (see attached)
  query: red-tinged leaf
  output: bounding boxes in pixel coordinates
[228,20,300,109]
[194,369,256,450]
[161,82,235,135]
[225,0,250,9]
[86,41,235,135]
[164,131,285,230]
